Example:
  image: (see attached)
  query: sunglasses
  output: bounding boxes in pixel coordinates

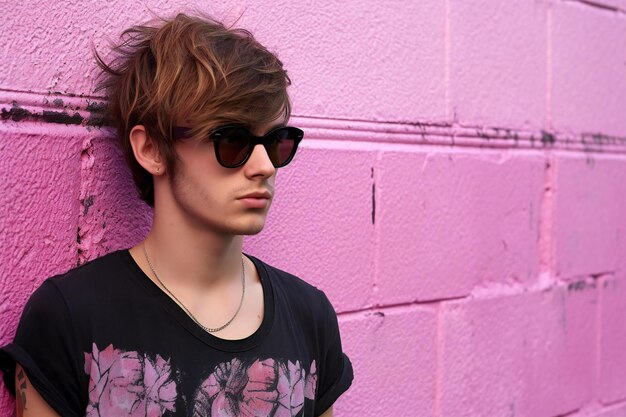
[172,125,304,168]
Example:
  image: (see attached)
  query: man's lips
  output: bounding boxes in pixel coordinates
[238,191,272,199]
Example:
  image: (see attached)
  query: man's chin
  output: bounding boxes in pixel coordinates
[233,219,267,236]
[239,224,266,236]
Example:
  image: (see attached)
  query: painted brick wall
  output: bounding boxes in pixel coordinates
[2,1,625,416]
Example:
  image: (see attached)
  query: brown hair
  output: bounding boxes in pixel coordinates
[94,13,292,207]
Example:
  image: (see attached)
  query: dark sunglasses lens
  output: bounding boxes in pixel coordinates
[215,127,251,167]
[214,126,303,168]
[265,128,301,167]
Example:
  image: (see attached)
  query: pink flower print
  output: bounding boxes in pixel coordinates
[304,360,317,400]
[84,343,177,417]
[239,358,279,416]
[84,344,130,417]
[192,357,315,416]
[193,358,249,417]
[132,354,177,416]
[274,360,305,417]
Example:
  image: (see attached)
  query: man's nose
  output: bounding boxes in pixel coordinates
[245,144,276,177]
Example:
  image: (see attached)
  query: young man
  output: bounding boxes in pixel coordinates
[0,13,353,417]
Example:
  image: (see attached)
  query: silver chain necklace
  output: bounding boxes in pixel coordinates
[142,243,246,333]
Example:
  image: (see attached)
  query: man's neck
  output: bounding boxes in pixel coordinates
[137,206,245,291]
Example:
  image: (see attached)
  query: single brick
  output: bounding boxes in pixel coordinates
[377,148,543,304]
[552,2,626,136]
[335,306,437,416]
[553,154,626,278]
[599,274,626,403]
[441,282,597,417]
[251,0,447,122]
[449,0,547,129]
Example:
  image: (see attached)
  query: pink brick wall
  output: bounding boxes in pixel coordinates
[2,1,625,416]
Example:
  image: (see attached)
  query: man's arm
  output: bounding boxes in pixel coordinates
[319,406,333,417]
[14,363,61,417]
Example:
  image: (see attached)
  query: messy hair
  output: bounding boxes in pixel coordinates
[94,13,292,207]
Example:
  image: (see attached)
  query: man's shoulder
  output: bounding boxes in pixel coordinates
[247,254,332,318]
[250,255,321,295]
[46,248,130,294]
[18,249,131,322]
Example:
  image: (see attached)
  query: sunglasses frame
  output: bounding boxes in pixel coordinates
[172,125,304,168]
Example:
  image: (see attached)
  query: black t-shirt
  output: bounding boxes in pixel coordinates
[0,249,353,417]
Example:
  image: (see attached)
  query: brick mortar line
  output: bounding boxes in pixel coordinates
[444,0,451,123]
[546,3,553,131]
[434,304,444,417]
[596,271,603,403]
[570,398,626,416]
[2,90,626,154]
[539,152,556,276]
[337,274,610,317]
[598,396,626,408]
[567,0,625,14]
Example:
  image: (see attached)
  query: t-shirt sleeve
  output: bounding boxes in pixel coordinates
[0,279,85,417]
[314,290,353,416]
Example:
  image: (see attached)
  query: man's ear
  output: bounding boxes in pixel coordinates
[129,125,164,175]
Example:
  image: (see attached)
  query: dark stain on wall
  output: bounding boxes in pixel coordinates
[371,167,376,225]
[567,279,596,292]
[1,101,32,122]
[567,281,586,291]
[42,110,83,125]
[86,100,107,127]
[2,101,85,125]
[52,91,77,98]
[76,226,85,267]
[86,113,107,128]
[541,131,555,146]
[81,195,95,215]
[2,99,108,127]
[476,129,489,140]
[504,129,520,145]
[582,132,626,147]
[86,101,107,112]
[474,127,525,145]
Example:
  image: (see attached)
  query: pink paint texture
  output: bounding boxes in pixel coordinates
[553,154,626,278]
[377,149,543,303]
[449,0,547,129]
[551,2,626,136]
[599,274,626,404]
[441,281,597,417]
[2,1,626,416]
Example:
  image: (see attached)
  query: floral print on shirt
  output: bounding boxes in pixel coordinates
[83,344,177,417]
[83,343,317,417]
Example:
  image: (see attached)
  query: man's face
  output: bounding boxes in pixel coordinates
[166,115,286,236]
